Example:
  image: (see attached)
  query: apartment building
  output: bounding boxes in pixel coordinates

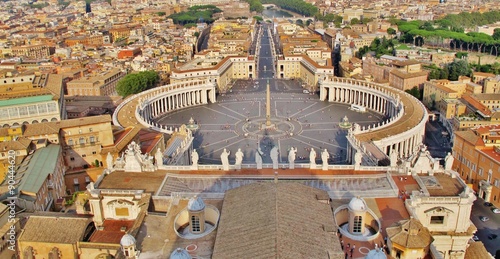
[11,44,50,59]
[170,54,255,91]
[66,68,124,96]
[453,125,500,207]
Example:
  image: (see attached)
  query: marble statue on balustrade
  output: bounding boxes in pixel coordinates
[191,149,199,169]
[255,148,263,169]
[114,152,125,170]
[124,141,143,172]
[235,148,244,169]
[309,148,316,169]
[390,149,398,167]
[270,146,279,169]
[106,152,113,170]
[321,149,329,170]
[154,148,163,167]
[354,150,362,169]
[221,148,230,171]
[445,152,454,170]
[288,147,297,169]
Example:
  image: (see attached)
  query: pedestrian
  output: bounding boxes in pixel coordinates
[341,240,344,250]
[384,236,388,245]
[347,243,350,250]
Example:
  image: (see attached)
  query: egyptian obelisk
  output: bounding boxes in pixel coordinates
[266,79,271,126]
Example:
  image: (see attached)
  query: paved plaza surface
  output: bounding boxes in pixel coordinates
[156,80,386,165]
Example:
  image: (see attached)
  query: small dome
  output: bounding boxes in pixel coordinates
[348,197,367,212]
[170,248,192,259]
[120,234,136,247]
[365,248,387,259]
[187,196,205,211]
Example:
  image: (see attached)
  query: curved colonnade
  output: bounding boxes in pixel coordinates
[114,77,426,165]
[113,80,216,133]
[320,77,427,163]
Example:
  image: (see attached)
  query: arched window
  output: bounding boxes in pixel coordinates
[191,215,200,232]
[23,246,35,259]
[353,216,362,233]
[48,247,61,259]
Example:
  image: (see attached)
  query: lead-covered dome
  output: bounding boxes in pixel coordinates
[366,248,387,259]
[170,248,192,259]
[120,234,136,247]
[348,196,367,212]
[187,196,205,211]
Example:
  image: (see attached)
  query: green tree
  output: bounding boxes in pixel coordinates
[387,28,396,35]
[493,28,500,40]
[350,18,360,25]
[157,12,166,16]
[405,86,422,100]
[116,71,159,97]
[447,59,471,81]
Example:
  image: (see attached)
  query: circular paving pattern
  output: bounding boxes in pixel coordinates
[155,79,386,164]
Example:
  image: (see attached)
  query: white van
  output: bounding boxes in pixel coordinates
[350,104,366,112]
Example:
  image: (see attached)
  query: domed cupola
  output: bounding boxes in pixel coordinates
[120,233,137,258]
[348,196,367,212]
[365,248,387,259]
[170,248,192,259]
[187,196,205,212]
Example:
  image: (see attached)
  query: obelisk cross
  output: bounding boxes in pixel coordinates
[266,79,271,126]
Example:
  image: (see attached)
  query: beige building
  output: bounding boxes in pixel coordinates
[276,55,334,89]
[422,78,470,118]
[66,68,124,96]
[453,125,500,208]
[0,73,66,128]
[170,54,255,92]
[404,148,477,259]
[483,75,500,94]
[11,44,50,59]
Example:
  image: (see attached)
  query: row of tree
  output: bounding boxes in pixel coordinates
[116,71,159,97]
[168,5,222,25]
[262,0,317,17]
[395,11,500,56]
[242,0,264,13]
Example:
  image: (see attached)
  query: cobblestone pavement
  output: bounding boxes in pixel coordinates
[156,79,386,165]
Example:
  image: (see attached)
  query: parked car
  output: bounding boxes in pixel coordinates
[488,234,497,240]
[484,202,493,207]
[472,235,480,241]
[492,208,500,214]
[480,216,490,222]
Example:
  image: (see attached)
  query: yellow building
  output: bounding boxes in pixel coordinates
[483,76,500,94]
[18,216,93,259]
[453,125,500,207]
[66,68,124,96]
[422,78,469,118]
[11,44,50,59]
[170,54,255,91]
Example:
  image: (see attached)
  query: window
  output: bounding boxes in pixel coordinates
[73,178,79,185]
[89,136,95,143]
[68,139,74,146]
[79,137,85,145]
[479,168,483,176]
[430,216,444,224]
[89,128,93,132]
[70,157,75,161]
[353,216,362,233]
[191,215,200,232]
[85,176,90,183]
